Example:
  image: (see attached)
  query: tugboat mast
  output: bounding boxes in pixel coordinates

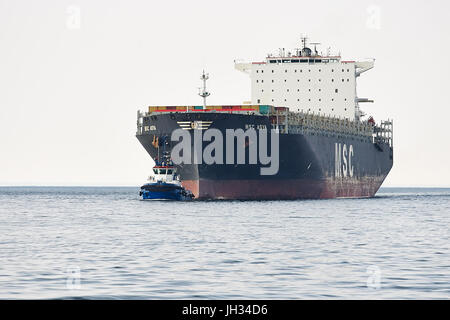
[198,70,210,110]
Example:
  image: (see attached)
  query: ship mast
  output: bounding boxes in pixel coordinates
[198,70,210,110]
[301,35,308,49]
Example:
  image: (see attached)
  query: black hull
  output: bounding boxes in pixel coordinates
[137,113,393,199]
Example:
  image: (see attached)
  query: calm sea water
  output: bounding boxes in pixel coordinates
[0,187,449,299]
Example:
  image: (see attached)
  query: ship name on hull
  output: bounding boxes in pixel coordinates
[335,143,354,178]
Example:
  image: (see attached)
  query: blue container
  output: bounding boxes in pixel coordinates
[258,105,273,114]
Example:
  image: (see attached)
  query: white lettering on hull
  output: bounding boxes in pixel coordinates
[335,143,354,178]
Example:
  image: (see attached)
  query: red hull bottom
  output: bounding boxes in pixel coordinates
[181,177,385,200]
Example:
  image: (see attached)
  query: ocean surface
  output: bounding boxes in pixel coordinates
[0,187,449,299]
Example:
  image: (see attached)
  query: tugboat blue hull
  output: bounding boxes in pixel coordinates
[141,191,193,201]
[140,182,194,201]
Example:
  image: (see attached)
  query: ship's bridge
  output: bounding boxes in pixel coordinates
[235,39,374,121]
[265,56,341,64]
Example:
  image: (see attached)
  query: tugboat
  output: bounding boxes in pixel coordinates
[139,159,194,201]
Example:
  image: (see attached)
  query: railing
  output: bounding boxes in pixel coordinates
[270,110,376,138]
[374,120,393,148]
[136,110,144,135]
[137,107,393,147]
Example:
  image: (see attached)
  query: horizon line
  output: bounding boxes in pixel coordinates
[1,185,450,189]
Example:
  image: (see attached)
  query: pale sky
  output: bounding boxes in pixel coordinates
[1,0,449,187]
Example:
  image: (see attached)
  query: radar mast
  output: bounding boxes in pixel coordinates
[198,70,210,110]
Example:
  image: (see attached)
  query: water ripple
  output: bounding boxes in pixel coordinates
[0,187,449,299]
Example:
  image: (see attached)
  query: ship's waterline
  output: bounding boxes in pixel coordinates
[180,176,384,200]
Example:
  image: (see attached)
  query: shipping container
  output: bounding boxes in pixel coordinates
[258,105,274,114]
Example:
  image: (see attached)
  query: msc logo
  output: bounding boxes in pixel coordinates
[177,121,213,130]
[335,143,354,178]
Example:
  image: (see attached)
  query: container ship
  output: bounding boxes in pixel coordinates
[136,37,393,200]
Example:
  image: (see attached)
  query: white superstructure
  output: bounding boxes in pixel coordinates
[235,37,374,121]
[148,166,180,184]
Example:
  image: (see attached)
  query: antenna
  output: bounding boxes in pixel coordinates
[198,70,210,110]
[300,34,308,49]
[310,42,321,56]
